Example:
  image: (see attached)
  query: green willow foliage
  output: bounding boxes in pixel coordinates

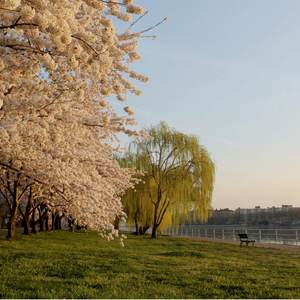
[117,121,215,238]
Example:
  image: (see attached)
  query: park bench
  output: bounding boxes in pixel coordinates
[238,233,255,247]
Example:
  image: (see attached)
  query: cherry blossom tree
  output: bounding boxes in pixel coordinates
[0,0,162,138]
[0,0,166,240]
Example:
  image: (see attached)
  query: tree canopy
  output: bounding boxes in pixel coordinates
[118,121,215,238]
[0,0,165,240]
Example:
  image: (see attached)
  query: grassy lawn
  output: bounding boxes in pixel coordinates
[0,230,300,299]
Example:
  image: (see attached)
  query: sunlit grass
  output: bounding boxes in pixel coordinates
[0,230,300,298]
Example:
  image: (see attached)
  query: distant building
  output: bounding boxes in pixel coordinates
[205,205,300,226]
[235,204,295,215]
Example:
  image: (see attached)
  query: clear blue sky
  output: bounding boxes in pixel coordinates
[113,0,300,210]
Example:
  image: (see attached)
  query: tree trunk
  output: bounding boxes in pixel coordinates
[52,213,55,230]
[23,218,31,235]
[7,182,19,239]
[151,203,159,238]
[20,187,34,235]
[54,215,62,230]
[1,217,5,229]
[7,205,18,239]
[135,217,139,235]
[45,215,50,231]
[31,206,38,234]
[39,219,45,232]
[38,206,46,232]
[151,223,158,238]
[31,206,50,233]
[114,216,120,230]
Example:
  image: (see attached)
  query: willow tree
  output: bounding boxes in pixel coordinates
[119,121,215,238]
[117,152,154,235]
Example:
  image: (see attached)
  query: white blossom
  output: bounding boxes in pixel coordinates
[0,0,165,242]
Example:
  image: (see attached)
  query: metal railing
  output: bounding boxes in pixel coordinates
[163,227,300,246]
[119,224,300,246]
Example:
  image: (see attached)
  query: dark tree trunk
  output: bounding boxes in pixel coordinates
[31,205,50,233]
[20,187,34,235]
[7,182,19,239]
[135,217,139,235]
[55,215,62,230]
[38,206,46,232]
[1,178,33,239]
[1,217,6,229]
[31,206,38,234]
[151,192,169,238]
[53,214,62,230]
[23,218,31,235]
[151,223,159,238]
[45,215,50,231]
[151,203,160,238]
[52,213,55,230]
[39,219,45,232]
[114,216,120,230]
[7,204,18,239]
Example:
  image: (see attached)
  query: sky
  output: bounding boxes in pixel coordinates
[112,0,300,210]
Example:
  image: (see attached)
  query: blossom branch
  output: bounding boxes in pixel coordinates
[0,16,38,30]
[0,163,44,185]
[129,11,148,29]
[37,93,63,112]
[71,35,99,56]
[138,17,168,35]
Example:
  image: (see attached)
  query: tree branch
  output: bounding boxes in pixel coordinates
[0,22,39,30]
[0,162,44,185]
[37,93,63,112]
[71,35,99,56]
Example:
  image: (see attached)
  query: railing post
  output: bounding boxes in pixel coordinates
[168,227,299,245]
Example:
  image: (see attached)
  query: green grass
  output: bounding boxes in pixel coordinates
[0,230,300,299]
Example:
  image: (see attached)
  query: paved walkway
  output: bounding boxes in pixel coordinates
[173,235,300,252]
